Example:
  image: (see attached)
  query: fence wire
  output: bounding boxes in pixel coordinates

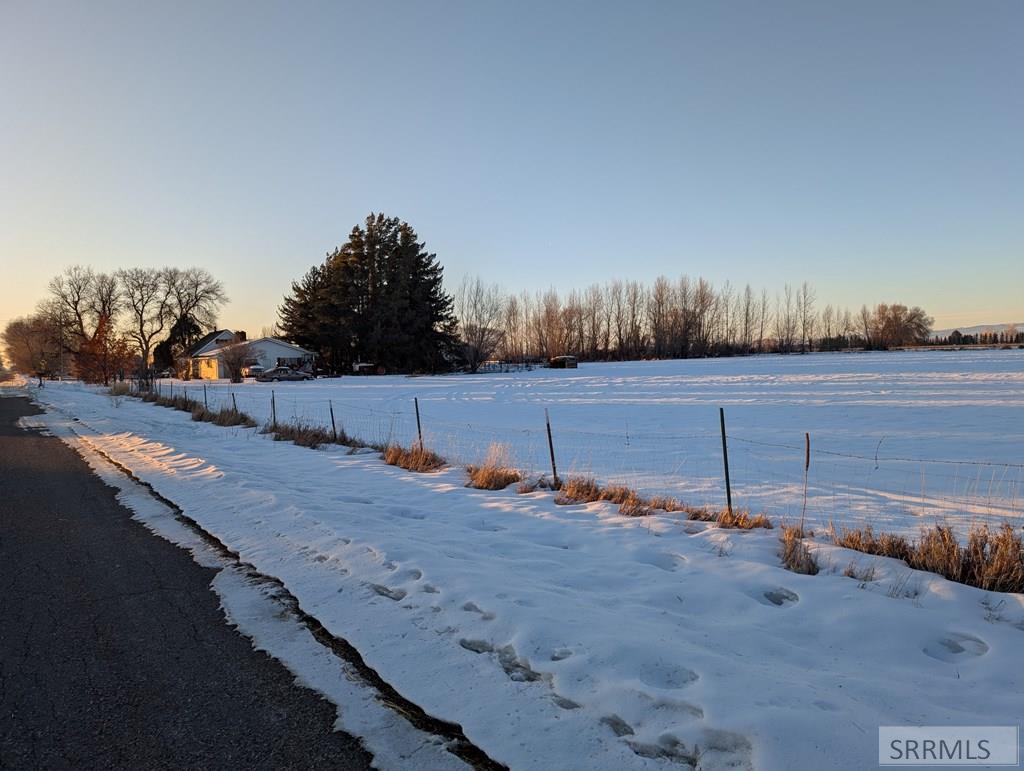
[158,378,1024,538]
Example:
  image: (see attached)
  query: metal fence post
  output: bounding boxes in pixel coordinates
[329,399,337,442]
[800,432,810,529]
[414,397,423,449]
[271,390,277,430]
[719,407,732,515]
[545,408,560,489]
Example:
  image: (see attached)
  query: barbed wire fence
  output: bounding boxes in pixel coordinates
[155,379,1023,538]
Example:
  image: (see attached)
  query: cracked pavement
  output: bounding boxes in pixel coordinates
[0,397,373,769]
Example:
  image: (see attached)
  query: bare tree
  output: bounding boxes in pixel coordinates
[858,304,873,348]
[773,285,798,353]
[648,276,672,358]
[757,288,771,353]
[739,284,755,353]
[166,267,227,343]
[117,267,173,372]
[455,276,506,372]
[582,284,605,359]
[498,294,524,362]
[820,304,835,350]
[797,282,816,352]
[218,341,256,383]
[47,265,120,347]
[2,315,61,375]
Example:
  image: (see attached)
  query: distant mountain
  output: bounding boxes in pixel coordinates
[931,322,1023,338]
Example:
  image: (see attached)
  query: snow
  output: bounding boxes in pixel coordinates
[160,350,1024,534]
[21,354,1024,771]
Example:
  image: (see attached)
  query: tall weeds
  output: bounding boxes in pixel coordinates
[384,443,447,472]
[466,444,523,490]
[831,522,1024,593]
[780,526,818,574]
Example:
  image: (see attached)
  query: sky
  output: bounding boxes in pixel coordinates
[2,0,1022,334]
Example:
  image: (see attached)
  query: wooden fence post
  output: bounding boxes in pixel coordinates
[545,408,560,489]
[719,407,732,515]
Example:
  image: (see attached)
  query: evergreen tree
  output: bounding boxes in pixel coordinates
[279,214,457,373]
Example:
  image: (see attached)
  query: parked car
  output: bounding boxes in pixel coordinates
[255,367,313,382]
[243,364,265,378]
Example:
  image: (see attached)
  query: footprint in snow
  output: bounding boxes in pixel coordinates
[368,584,407,601]
[637,663,699,690]
[552,694,580,710]
[462,601,495,621]
[601,715,635,737]
[389,507,426,520]
[758,587,800,607]
[632,550,684,572]
[923,633,989,663]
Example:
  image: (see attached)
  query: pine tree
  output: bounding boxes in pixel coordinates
[278,214,457,373]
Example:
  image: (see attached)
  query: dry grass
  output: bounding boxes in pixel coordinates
[554,476,603,504]
[384,443,447,473]
[189,403,258,428]
[517,479,540,494]
[516,477,557,494]
[466,444,523,490]
[687,507,773,530]
[618,491,652,517]
[647,496,686,513]
[780,525,818,574]
[264,421,334,449]
[154,394,193,412]
[830,523,912,562]
[843,559,877,583]
[210,408,257,428]
[552,476,773,525]
[830,522,1024,593]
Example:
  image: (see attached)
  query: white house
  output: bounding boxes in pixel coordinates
[189,333,315,380]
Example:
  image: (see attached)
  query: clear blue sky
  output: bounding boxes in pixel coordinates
[2,0,1021,333]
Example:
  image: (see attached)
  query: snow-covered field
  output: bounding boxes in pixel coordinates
[11,354,1024,770]
[163,349,1024,534]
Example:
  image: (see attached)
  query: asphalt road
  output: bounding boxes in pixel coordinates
[0,396,373,770]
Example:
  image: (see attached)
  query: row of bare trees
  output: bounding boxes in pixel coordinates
[455,276,934,370]
[2,266,226,384]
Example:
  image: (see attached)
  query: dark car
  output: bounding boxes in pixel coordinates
[255,367,313,383]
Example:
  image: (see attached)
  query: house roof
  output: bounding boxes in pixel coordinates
[185,329,234,358]
[193,337,314,359]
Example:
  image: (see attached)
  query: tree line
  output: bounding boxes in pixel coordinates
[278,213,939,375]
[2,266,226,384]
[454,275,937,372]
[3,213,948,382]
